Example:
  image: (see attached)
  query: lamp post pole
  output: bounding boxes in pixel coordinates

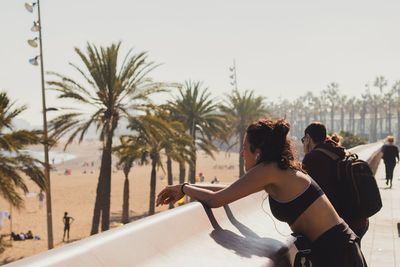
[36,0,54,249]
[229,59,238,91]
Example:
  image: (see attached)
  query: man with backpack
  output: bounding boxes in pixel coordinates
[301,122,370,241]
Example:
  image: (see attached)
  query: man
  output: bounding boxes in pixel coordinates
[63,211,74,242]
[381,135,399,188]
[302,122,369,241]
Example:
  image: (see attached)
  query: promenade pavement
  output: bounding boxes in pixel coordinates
[362,160,400,267]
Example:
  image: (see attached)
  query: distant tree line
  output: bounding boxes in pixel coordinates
[270,78,400,143]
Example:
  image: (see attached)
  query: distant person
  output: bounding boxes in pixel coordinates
[302,122,369,242]
[38,190,45,209]
[381,136,399,188]
[63,212,74,242]
[199,172,205,182]
[25,230,33,239]
[157,118,367,266]
[330,133,343,146]
[11,232,21,241]
[211,176,219,184]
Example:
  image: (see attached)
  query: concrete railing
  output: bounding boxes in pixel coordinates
[6,193,296,267]
[5,142,384,267]
[348,141,383,174]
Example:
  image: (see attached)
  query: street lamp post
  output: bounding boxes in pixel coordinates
[25,0,54,249]
[229,59,238,91]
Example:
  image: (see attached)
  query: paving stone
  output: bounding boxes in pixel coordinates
[362,161,400,267]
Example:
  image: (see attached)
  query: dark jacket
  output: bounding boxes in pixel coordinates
[381,144,399,165]
[302,140,368,235]
[302,140,346,215]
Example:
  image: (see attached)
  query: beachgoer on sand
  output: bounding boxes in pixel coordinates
[38,190,45,209]
[63,212,75,242]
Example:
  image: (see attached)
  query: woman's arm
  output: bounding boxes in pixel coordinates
[191,183,227,192]
[156,163,273,208]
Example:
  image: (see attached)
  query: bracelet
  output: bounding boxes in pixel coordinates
[180,182,189,195]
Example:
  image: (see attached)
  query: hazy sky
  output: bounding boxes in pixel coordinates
[1,0,400,125]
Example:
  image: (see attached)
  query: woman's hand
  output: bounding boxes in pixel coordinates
[156,184,184,206]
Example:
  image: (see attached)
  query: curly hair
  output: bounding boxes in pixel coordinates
[246,118,302,170]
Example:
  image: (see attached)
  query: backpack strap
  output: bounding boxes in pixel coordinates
[314,148,340,161]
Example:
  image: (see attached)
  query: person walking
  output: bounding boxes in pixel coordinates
[381,136,399,189]
[38,190,45,209]
[301,122,369,242]
[62,212,74,242]
[157,118,367,267]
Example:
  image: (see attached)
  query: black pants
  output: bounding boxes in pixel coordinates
[311,222,367,267]
[294,222,367,267]
[348,218,369,245]
[385,163,395,186]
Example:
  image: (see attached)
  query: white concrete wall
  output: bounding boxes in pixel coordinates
[5,142,383,267]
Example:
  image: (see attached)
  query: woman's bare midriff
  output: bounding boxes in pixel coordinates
[289,194,342,242]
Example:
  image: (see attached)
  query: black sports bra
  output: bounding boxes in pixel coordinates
[268,179,324,225]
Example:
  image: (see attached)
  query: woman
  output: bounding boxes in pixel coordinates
[381,135,399,188]
[156,118,367,266]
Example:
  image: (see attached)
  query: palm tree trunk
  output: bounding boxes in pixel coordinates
[189,128,196,184]
[101,133,113,232]
[167,156,174,209]
[361,106,366,135]
[373,107,378,141]
[149,156,157,215]
[122,172,130,224]
[90,178,103,235]
[179,161,186,184]
[350,106,355,134]
[189,157,196,184]
[239,129,245,178]
[388,102,392,134]
[90,133,113,234]
[305,112,310,127]
[397,110,400,145]
[330,107,334,132]
[340,108,344,132]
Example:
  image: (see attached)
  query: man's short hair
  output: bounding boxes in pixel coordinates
[305,122,327,143]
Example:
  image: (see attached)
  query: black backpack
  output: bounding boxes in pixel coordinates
[315,148,382,220]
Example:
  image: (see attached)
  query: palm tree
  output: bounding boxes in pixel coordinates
[0,92,46,208]
[300,92,315,126]
[169,81,225,184]
[359,94,369,137]
[384,88,395,135]
[160,113,193,207]
[364,83,380,141]
[113,136,148,223]
[374,76,388,138]
[47,42,167,234]
[374,76,388,94]
[323,82,340,132]
[346,97,357,134]
[393,81,400,144]
[338,94,347,132]
[293,98,306,135]
[127,113,179,215]
[220,90,267,177]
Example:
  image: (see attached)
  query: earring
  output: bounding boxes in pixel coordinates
[255,153,260,161]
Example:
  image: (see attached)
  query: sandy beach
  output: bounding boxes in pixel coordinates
[0,140,239,265]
